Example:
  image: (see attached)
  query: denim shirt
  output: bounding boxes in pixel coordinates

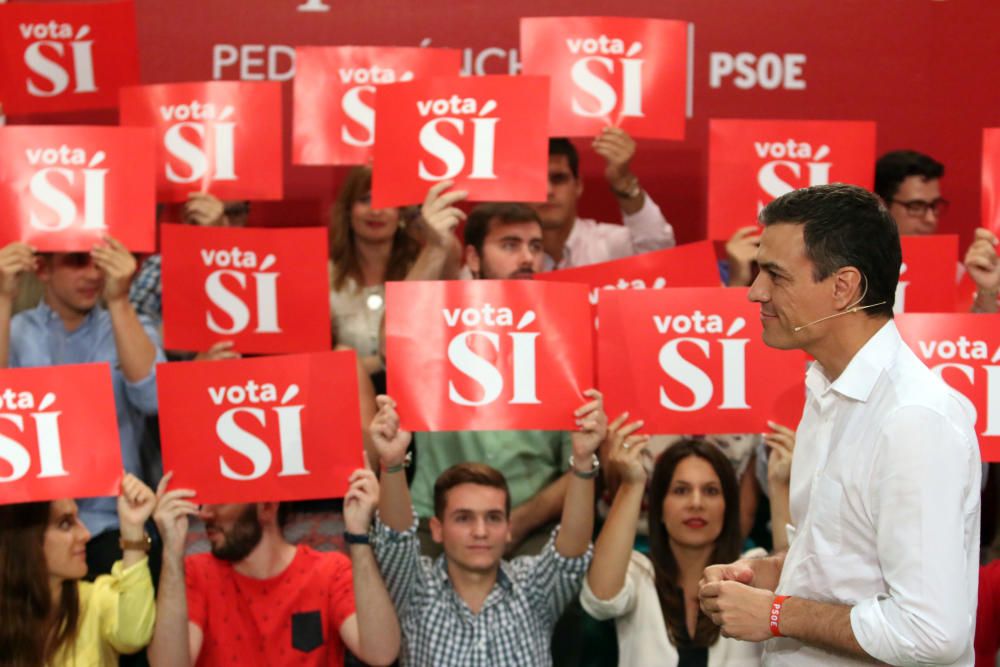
[9,301,165,536]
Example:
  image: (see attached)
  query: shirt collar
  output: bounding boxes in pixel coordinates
[806,319,900,403]
[34,299,97,331]
[434,554,514,592]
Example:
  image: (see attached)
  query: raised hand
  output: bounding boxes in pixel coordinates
[117,472,157,537]
[370,395,412,468]
[153,472,199,559]
[965,228,1000,294]
[195,340,241,361]
[604,412,649,487]
[725,225,762,287]
[417,180,468,248]
[593,127,637,192]
[183,192,227,227]
[343,465,380,535]
[572,388,608,460]
[0,242,36,299]
[91,236,137,303]
[764,421,796,490]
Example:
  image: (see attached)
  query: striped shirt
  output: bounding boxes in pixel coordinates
[373,513,591,667]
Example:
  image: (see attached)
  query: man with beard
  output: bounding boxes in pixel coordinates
[147,469,400,666]
[409,204,576,557]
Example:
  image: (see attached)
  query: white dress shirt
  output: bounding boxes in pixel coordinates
[581,550,765,667]
[763,320,980,666]
[542,192,675,271]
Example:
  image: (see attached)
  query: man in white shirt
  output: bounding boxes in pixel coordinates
[532,130,675,270]
[699,183,981,665]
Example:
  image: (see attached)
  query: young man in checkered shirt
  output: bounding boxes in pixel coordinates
[369,392,606,666]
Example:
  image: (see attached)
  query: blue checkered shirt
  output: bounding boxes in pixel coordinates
[129,253,162,322]
[373,512,591,667]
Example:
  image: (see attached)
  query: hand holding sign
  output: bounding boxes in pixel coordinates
[418,180,468,249]
[343,467,380,535]
[370,395,411,468]
[153,472,198,560]
[91,235,135,303]
[572,389,608,462]
[117,473,156,539]
[0,242,37,299]
[964,228,1000,295]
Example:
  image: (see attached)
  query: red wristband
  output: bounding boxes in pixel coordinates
[769,595,789,637]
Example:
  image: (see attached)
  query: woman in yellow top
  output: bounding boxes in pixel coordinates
[0,473,157,666]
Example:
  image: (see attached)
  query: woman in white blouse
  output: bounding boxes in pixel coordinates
[581,418,763,666]
[329,168,463,377]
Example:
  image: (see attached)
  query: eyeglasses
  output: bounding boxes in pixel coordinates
[890,197,949,217]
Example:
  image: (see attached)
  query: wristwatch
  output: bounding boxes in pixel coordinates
[119,532,152,552]
[568,454,601,480]
[610,176,641,200]
[344,531,371,546]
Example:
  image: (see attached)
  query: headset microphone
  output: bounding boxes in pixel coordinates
[792,273,887,333]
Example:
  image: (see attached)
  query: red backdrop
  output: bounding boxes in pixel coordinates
[6,0,999,251]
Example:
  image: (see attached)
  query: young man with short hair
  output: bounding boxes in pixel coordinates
[371,392,606,666]
[0,237,165,576]
[148,468,400,666]
[875,149,999,313]
[532,129,675,270]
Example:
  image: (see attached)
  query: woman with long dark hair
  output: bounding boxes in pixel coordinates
[581,418,763,666]
[329,168,464,379]
[0,474,157,667]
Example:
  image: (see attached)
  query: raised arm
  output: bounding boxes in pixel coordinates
[92,236,158,383]
[0,242,36,367]
[370,395,414,531]
[339,466,401,666]
[406,181,467,281]
[555,389,607,558]
[148,473,201,667]
[764,421,795,552]
[585,414,648,600]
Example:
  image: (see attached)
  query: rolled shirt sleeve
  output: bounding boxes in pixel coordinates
[849,406,980,665]
[620,192,675,255]
[96,557,156,655]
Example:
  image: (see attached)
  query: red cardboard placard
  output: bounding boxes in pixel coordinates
[598,288,806,433]
[160,225,331,354]
[0,0,139,115]
[984,128,1000,236]
[897,235,958,314]
[371,75,549,208]
[707,119,876,240]
[386,280,593,431]
[119,81,283,202]
[520,16,688,139]
[0,364,121,505]
[541,241,721,324]
[896,314,1000,461]
[0,125,155,251]
[293,46,462,166]
[157,351,364,503]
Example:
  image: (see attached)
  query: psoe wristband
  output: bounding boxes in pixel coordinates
[769,595,789,637]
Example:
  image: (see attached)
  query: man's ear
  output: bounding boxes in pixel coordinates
[258,502,280,526]
[464,246,481,278]
[429,516,444,544]
[831,267,864,310]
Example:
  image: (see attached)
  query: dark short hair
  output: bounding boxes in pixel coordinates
[433,463,510,520]
[549,138,579,179]
[463,203,541,258]
[874,150,944,203]
[759,183,900,318]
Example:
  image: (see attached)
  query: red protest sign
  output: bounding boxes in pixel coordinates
[157,351,364,504]
[598,288,806,433]
[520,16,688,139]
[386,280,593,431]
[0,125,155,251]
[896,314,1000,461]
[119,81,283,202]
[160,225,331,354]
[0,364,121,505]
[293,46,462,166]
[896,235,958,313]
[707,119,876,240]
[984,128,1000,236]
[371,75,549,208]
[0,0,139,115]
[541,241,721,324]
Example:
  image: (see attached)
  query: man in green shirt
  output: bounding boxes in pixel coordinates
[410,202,574,556]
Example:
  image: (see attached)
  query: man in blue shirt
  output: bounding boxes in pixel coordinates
[0,237,165,576]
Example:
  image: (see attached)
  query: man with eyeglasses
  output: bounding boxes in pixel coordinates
[530,129,675,271]
[0,237,166,578]
[875,149,999,313]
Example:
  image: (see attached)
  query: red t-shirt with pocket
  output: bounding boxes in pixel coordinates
[186,544,356,666]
